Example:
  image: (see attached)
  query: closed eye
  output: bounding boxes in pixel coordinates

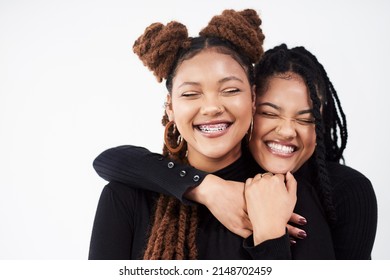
[222,88,241,96]
[258,111,279,118]
[296,118,315,125]
[181,92,201,98]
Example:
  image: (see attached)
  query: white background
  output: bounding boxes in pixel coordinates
[0,0,389,260]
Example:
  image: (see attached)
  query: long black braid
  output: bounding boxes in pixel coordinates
[293,47,348,163]
[255,44,348,224]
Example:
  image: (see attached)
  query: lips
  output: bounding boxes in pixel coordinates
[266,141,297,155]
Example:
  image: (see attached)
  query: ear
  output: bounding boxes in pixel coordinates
[165,94,174,121]
[251,85,256,115]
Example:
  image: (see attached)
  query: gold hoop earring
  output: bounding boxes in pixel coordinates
[164,120,184,154]
[247,117,254,142]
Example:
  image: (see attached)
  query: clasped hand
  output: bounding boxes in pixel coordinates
[186,172,305,245]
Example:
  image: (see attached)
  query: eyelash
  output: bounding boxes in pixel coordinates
[259,112,315,125]
[223,88,241,95]
[181,88,241,97]
[296,119,315,125]
[181,92,199,97]
[259,112,277,118]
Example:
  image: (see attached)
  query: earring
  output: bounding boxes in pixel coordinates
[247,117,254,142]
[164,120,184,154]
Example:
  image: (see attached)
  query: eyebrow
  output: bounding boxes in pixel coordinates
[218,76,244,84]
[178,81,200,89]
[297,109,313,115]
[258,102,280,110]
[258,102,313,115]
[177,76,244,89]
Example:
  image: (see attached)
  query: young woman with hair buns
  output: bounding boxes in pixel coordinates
[90,12,377,259]
[89,9,300,259]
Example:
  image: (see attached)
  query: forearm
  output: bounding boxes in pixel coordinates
[93,145,208,202]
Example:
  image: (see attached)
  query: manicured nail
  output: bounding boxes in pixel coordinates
[297,231,307,239]
[289,238,297,245]
[298,218,307,225]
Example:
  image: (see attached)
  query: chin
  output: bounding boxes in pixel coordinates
[269,168,290,174]
[262,162,294,174]
[199,148,231,159]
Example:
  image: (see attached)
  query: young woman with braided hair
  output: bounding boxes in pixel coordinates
[92,42,377,259]
[89,9,299,259]
[245,44,376,258]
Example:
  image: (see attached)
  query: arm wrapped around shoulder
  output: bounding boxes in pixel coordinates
[93,145,208,201]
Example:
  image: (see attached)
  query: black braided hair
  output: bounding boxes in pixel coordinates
[255,44,348,223]
[292,47,348,163]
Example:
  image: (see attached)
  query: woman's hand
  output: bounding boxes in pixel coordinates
[185,174,304,241]
[287,213,307,243]
[186,174,253,238]
[245,172,297,245]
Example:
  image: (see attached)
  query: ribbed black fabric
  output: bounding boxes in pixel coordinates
[93,145,208,203]
[90,145,377,259]
[89,151,293,259]
[326,162,377,259]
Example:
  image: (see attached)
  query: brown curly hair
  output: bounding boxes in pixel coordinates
[133,9,264,83]
[133,9,265,259]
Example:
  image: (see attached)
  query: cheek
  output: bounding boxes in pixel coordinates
[170,103,197,135]
[306,128,316,144]
[248,117,268,156]
[228,97,253,118]
[171,102,196,121]
[302,127,316,152]
[252,116,273,138]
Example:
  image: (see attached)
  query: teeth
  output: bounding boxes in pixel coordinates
[198,123,228,133]
[267,142,295,154]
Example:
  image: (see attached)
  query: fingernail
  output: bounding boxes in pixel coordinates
[298,231,307,239]
[298,218,307,225]
[289,238,297,245]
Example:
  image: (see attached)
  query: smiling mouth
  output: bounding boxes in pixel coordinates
[196,123,230,134]
[266,142,297,154]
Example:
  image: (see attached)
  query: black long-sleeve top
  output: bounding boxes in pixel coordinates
[89,150,293,259]
[90,145,377,259]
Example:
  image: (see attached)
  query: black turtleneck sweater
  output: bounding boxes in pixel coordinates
[89,145,377,260]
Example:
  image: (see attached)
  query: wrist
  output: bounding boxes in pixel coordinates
[253,226,286,245]
[184,174,218,205]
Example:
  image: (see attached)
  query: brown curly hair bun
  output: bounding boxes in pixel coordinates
[133,21,189,82]
[132,9,265,84]
[199,9,265,64]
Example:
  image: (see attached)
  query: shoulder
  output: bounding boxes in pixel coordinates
[99,145,149,153]
[103,180,138,196]
[93,145,152,167]
[100,181,158,207]
[326,162,376,203]
[327,162,369,183]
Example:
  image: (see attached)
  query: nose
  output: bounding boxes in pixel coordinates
[200,95,224,116]
[275,118,297,139]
